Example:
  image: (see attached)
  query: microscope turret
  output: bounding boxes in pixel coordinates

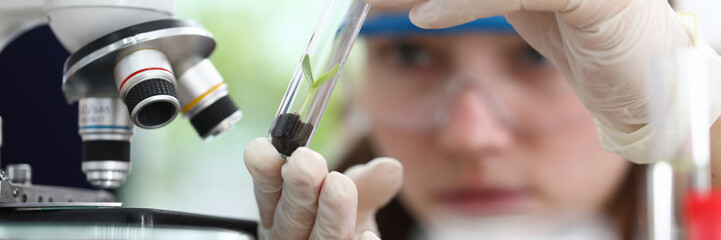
[0,2,256,237]
[1,0,242,189]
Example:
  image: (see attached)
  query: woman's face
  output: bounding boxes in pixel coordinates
[361,33,630,225]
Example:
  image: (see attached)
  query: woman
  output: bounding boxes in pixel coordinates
[243,0,721,239]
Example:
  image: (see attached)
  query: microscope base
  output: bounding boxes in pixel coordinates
[0,207,258,238]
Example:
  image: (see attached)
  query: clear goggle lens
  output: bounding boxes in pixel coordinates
[360,43,589,133]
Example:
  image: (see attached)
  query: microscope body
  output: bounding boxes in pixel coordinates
[0,0,242,199]
[0,1,257,238]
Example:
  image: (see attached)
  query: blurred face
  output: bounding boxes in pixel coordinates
[360,32,630,226]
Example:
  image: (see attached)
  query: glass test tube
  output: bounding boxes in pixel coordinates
[646,48,711,240]
[649,48,711,194]
[270,0,370,157]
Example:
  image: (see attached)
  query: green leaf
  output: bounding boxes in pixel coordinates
[311,64,340,90]
[301,54,314,86]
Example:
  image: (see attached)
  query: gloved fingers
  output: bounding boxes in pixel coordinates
[503,11,571,71]
[243,137,286,229]
[407,0,507,29]
[309,172,358,240]
[358,231,381,240]
[409,0,590,29]
[344,157,403,234]
[353,217,380,239]
[344,157,403,215]
[268,147,329,240]
[365,0,621,29]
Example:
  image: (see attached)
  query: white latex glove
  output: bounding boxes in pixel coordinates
[243,137,403,240]
[365,0,721,163]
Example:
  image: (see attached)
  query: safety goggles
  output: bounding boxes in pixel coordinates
[358,13,589,133]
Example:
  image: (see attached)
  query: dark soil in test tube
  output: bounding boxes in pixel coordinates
[271,113,314,157]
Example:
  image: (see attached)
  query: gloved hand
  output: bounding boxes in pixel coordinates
[243,137,403,240]
[364,0,721,163]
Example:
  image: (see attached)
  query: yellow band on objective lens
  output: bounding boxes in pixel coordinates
[181,83,225,114]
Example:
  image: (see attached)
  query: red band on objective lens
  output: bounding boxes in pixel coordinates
[119,67,172,91]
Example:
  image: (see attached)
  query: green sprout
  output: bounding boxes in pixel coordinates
[299,54,340,113]
[312,64,339,90]
[302,53,314,86]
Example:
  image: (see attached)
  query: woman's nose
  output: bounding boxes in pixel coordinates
[437,83,514,157]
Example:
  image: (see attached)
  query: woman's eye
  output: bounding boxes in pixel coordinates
[521,46,550,67]
[392,42,432,68]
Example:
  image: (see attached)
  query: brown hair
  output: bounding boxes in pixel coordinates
[334,137,646,240]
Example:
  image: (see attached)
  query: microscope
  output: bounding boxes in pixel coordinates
[0,0,255,238]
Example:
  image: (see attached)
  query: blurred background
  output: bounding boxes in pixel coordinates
[0,0,364,222]
[116,0,721,222]
[0,0,719,224]
[116,0,364,221]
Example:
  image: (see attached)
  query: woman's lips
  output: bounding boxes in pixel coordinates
[437,188,530,216]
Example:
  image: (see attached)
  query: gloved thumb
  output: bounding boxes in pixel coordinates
[359,231,382,240]
[344,157,403,236]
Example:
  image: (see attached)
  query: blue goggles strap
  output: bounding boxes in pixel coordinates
[360,13,516,37]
